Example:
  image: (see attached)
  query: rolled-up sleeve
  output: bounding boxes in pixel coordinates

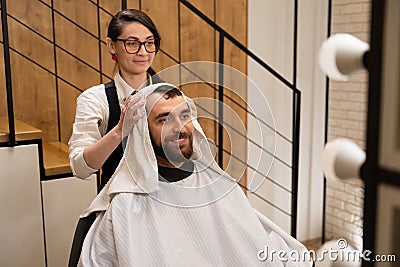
[68,85,109,179]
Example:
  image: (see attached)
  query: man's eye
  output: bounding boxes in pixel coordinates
[160,118,170,123]
[145,40,155,46]
[181,113,190,120]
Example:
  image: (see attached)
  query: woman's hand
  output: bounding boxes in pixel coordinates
[82,93,145,171]
[117,93,145,138]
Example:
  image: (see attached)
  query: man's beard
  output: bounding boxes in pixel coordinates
[151,132,194,163]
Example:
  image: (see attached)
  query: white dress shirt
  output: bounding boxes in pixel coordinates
[68,73,152,179]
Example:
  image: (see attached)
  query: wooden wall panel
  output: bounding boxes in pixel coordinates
[8,18,55,73]
[217,0,248,183]
[99,0,123,15]
[223,149,247,181]
[181,83,216,101]
[7,0,53,41]
[54,0,98,35]
[0,43,6,117]
[58,80,80,144]
[10,52,58,142]
[216,0,248,120]
[151,51,179,74]
[222,95,247,187]
[0,18,6,117]
[142,0,180,61]
[126,0,140,10]
[101,43,115,80]
[102,75,113,85]
[221,43,247,155]
[0,17,2,108]
[215,0,247,107]
[187,0,215,19]
[99,8,113,41]
[216,0,247,43]
[182,83,217,142]
[180,5,215,62]
[100,9,115,81]
[55,14,99,69]
[56,48,99,91]
[180,1,216,144]
[223,41,247,100]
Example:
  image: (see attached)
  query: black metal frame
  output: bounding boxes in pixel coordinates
[1,0,15,147]
[362,6,382,262]
[322,0,333,244]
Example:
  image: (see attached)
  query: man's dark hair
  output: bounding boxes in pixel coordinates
[152,85,182,99]
[145,85,183,115]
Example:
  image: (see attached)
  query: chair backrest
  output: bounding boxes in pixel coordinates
[68,213,96,267]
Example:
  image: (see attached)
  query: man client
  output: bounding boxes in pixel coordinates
[77,83,311,266]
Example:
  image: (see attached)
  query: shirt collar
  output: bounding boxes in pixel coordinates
[114,72,153,103]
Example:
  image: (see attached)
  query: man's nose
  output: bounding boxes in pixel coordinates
[171,118,184,133]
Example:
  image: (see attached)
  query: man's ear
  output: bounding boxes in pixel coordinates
[186,97,198,119]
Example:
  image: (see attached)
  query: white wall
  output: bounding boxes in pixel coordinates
[247,0,329,241]
[42,176,97,267]
[0,144,46,267]
[0,144,97,267]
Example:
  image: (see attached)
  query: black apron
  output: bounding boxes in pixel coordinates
[98,80,126,192]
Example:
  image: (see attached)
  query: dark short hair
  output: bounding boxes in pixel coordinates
[145,85,183,114]
[152,85,182,99]
[107,9,161,52]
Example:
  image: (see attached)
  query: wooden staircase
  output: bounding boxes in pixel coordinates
[0,116,72,179]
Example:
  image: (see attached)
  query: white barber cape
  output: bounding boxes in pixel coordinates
[78,83,312,266]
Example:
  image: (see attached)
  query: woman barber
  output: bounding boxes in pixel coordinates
[68,9,161,191]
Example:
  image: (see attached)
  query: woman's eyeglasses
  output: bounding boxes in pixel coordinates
[116,38,160,54]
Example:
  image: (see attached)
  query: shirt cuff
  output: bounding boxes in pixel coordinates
[72,151,98,179]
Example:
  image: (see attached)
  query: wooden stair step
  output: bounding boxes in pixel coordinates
[43,142,72,177]
[0,116,42,143]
